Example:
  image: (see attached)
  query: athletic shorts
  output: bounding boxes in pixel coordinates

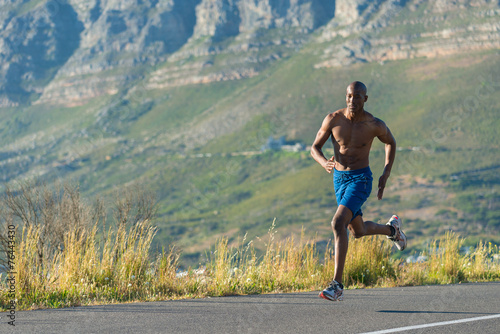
[333,166,373,220]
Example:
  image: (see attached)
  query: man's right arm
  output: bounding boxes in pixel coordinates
[311,114,336,173]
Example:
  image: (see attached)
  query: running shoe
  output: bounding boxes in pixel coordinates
[386,215,407,251]
[319,280,344,301]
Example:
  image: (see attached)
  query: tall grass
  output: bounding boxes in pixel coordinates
[6,220,159,309]
[344,234,396,288]
[1,185,499,311]
[204,220,328,295]
[2,222,499,311]
[397,232,500,286]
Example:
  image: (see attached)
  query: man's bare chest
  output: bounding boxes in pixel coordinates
[332,122,375,148]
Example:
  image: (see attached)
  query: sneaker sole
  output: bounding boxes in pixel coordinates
[319,291,343,301]
[398,234,407,251]
[387,216,407,251]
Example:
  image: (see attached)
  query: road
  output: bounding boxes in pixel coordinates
[2,282,500,333]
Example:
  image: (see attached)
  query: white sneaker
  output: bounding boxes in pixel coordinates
[386,215,407,251]
[319,280,344,301]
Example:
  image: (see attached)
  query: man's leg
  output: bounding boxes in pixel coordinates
[332,212,394,284]
[348,215,407,250]
[348,215,392,239]
[331,205,353,284]
[319,205,351,301]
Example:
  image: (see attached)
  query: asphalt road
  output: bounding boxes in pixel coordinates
[2,282,500,333]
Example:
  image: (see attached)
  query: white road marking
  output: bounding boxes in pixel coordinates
[361,314,500,334]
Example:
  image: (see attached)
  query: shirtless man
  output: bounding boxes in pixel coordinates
[311,81,406,301]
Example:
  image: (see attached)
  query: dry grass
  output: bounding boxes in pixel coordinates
[1,184,499,311]
[397,232,500,286]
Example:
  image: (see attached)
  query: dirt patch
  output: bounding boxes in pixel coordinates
[406,53,491,81]
[184,228,240,254]
[403,207,440,221]
[364,174,454,225]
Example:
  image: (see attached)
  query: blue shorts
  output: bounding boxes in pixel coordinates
[333,166,373,220]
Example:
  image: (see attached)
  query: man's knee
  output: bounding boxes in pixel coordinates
[331,212,350,233]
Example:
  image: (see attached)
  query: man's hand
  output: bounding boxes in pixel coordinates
[324,156,336,173]
[377,173,390,200]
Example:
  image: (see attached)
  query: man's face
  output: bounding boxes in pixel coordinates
[346,85,367,113]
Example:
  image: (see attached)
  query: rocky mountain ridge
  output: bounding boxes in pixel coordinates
[316,0,500,68]
[0,0,499,107]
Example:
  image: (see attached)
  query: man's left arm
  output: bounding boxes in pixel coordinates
[376,121,396,200]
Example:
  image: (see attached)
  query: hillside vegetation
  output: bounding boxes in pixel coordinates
[3,48,499,265]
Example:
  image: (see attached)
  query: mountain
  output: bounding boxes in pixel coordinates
[2,0,499,106]
[1,0,499,264]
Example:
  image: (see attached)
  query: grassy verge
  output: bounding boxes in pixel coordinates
[1,216,499,311]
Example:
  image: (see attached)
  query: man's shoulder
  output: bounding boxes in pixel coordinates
[364,111,386,127]
[363,112,390,137]
[327,109,346,121]
[320,110,345,131]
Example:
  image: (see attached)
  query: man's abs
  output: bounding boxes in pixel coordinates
[332,142,372,171]
[333,155,370,171]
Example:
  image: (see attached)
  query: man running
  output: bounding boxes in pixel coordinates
[310,81,407,301]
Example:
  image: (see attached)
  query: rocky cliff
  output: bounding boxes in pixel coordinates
[315,0,500,68]
[0,0,83,106]
[0,0,499,107]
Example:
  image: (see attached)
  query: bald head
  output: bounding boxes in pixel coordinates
[347,81,367,96]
